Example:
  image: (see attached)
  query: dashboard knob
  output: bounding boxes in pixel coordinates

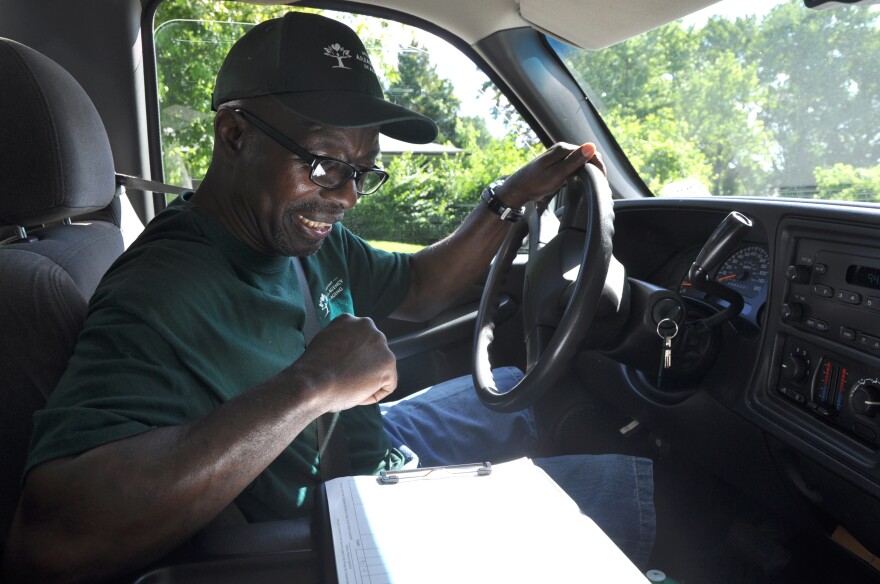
[781,356,808,382]
[781,302,805,322]
[850,382,880,417]
[786,264,811,284]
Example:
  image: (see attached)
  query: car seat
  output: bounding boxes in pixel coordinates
[0,37,123,554]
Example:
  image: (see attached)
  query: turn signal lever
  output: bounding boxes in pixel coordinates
[688,211,753,282]
[688,211,752,327]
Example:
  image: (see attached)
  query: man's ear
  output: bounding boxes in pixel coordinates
[214,108,245,159]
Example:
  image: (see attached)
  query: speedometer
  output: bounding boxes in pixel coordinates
[714,245,770,299]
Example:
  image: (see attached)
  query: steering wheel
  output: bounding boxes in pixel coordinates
[472,163,616,412]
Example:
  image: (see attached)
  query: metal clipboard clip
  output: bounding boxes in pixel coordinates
[377,461,492,485]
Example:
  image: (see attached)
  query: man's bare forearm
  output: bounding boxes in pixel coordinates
[5,367,324,583]
[5,315,397,584]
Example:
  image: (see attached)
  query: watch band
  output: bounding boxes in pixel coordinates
[480,180,524,223]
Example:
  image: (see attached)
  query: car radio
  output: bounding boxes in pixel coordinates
[775,236,880,445]
[781,238,880,358]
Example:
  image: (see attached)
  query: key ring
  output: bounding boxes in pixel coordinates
[656,317,679,339]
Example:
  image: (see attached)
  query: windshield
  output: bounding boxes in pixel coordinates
[549,0,880,202]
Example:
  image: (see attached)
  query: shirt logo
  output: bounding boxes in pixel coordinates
[324,43,352,69]
[318,293,330,317]
[317,277,345,317]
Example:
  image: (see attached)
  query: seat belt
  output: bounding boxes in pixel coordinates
[115,173,188,195]
[293,257,350,481]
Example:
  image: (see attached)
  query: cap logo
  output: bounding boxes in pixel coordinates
[324,43,352,69]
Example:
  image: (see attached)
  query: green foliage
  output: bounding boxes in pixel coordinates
[389,46,461,145]
[757,2,880,186]
[814,164,880,202]
[345,125,534,244]
[556,0,880,201]
[607,111,712,195]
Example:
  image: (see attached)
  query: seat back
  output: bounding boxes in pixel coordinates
[0,38,123,548]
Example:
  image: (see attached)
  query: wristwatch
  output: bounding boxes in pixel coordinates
[480,179,524,223]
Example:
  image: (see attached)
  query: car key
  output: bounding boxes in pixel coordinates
[657,318,679,370]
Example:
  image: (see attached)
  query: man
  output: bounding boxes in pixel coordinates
[5,12,654,582]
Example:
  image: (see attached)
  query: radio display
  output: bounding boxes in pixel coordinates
[847,265,880,290]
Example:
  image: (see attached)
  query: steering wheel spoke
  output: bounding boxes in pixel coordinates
[473,165,616,412]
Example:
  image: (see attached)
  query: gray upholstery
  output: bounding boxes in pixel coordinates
[0,38,122,547]
[0,39,115,225]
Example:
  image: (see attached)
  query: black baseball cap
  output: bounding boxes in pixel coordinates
[212,12,438,144]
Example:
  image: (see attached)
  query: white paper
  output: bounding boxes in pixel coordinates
[325,457,648,583]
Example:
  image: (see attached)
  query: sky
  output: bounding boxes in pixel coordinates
[681,0,779,26]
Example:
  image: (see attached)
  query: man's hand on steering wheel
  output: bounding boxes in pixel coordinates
[473,144,616,413]
[492,143,606,209]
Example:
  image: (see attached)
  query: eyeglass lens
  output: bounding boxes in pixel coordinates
[312,159,386,194]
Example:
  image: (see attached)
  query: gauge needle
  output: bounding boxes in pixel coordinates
[717,274,737,281]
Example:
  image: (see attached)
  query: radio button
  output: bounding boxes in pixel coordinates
[787,264,812,284]
[866,296,880,311]
[834,289,861,304]
[840,327,856,342]
[811,284,833,298]
[857,333,880,351]
[781,356,808,381]
[781,302,805,322]
[814,263,828,275]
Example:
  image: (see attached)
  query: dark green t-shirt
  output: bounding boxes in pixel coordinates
[26,193,410,520]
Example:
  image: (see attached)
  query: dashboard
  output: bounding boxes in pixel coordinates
[678,244,770,328]
[580,196,880,555]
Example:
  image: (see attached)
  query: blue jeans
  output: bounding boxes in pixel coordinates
[381,367,656,568]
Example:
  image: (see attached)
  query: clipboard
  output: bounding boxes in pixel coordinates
[318,457,647,584]
[376,461,491,484]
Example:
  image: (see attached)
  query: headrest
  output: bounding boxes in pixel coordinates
[0,38,115,227]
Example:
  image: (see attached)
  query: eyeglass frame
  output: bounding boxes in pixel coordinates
[233,108,389,195]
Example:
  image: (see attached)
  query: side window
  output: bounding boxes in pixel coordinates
[154,2,538,252]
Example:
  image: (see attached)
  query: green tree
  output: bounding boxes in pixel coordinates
[756,1,880,188]
[677,17,773,196]
[814,164,880,202]
[607,111,712,195]
[562,15,773,197]
[346,122,534,244]
[553,0,880,201]
[389,45,461,145]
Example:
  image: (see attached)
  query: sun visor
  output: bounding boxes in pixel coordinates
[518,0,723,50]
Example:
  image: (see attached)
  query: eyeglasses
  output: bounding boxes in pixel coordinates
[235,109,389,195]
